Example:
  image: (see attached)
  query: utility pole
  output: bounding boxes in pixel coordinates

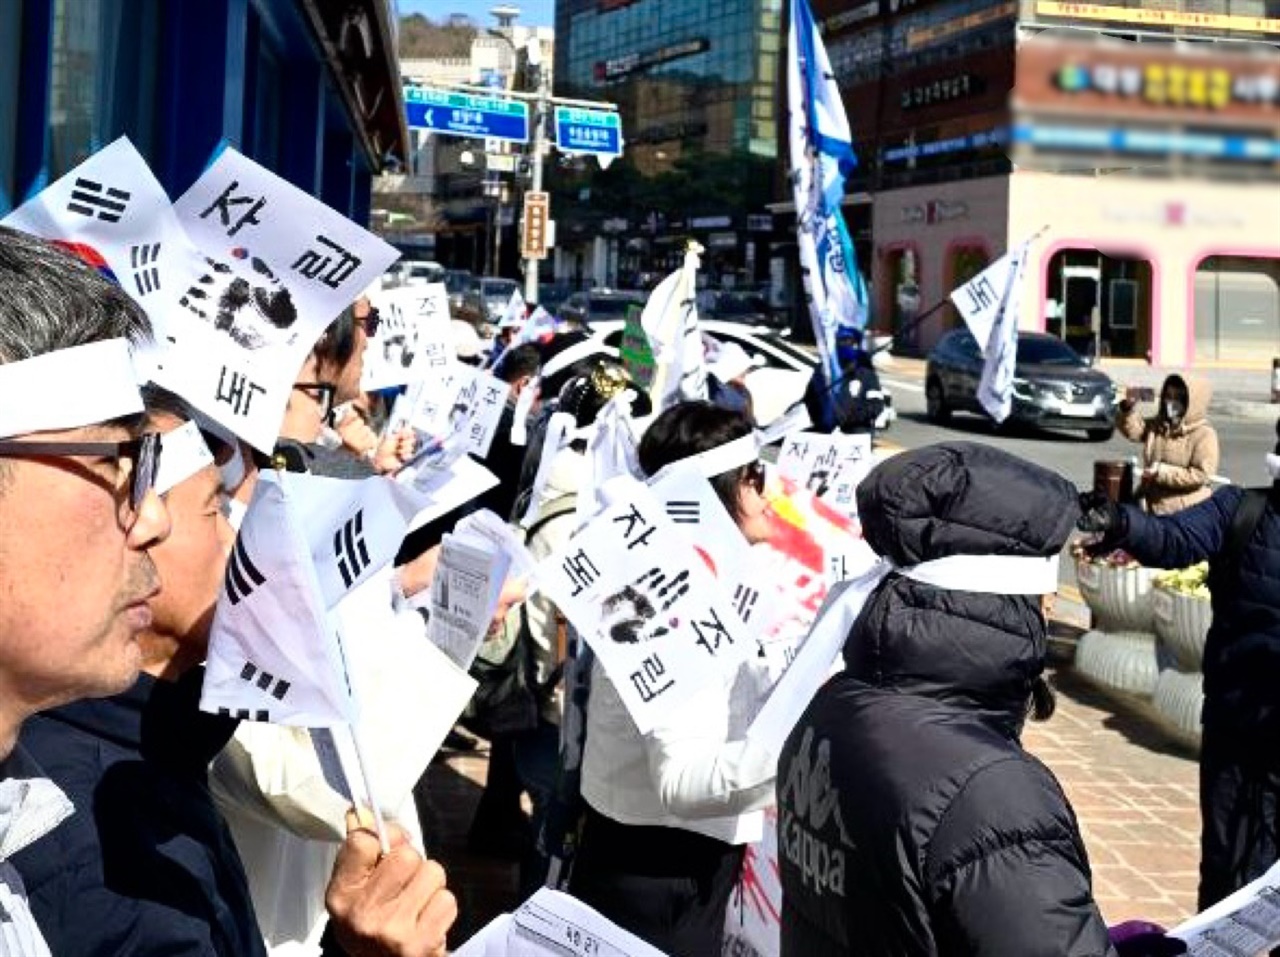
[523,52,549,305]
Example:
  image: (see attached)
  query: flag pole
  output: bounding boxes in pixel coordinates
[347,722,392,856]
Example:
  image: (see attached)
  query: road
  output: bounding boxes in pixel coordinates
[878,368,1276,491]
[874,365,1277,597]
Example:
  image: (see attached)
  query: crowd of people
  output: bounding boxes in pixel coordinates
[0,221,1276,957]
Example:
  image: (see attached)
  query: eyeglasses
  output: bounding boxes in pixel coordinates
[292,382,336,419]
[0,432,163,514]
[356,307,381,337]
[742,460,767,495]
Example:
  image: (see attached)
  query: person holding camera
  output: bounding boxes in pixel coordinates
[1118,374,1218,515]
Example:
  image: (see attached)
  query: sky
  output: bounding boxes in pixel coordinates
[397,0,556,28]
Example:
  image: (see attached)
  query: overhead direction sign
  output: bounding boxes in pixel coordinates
[405,87,529,144]
[554,107,623,156]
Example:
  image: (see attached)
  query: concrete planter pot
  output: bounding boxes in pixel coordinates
[1075,558,1159,633]
[1152,584,1212,672]
[1075,629,1161,697]
[1152,668,1204,747]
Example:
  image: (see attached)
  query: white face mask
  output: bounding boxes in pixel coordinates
[1163,400,1185,422]
[1266,453,1280,481]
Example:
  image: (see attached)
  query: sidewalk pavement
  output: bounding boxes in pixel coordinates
[422,628,1201,943]
[878,353,1279,421]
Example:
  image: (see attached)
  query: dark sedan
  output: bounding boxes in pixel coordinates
[926,329,1119,441]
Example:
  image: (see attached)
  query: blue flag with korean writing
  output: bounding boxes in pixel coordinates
[787,0,870,402]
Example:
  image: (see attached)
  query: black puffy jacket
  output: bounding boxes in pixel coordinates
[778,443,1115,957]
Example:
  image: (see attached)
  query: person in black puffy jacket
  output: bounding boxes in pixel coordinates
[778,442,1183,957]
[1079,419,1280,915]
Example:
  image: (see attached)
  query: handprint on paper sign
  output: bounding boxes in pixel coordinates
[600,567,690,644]
[178,249,298,350]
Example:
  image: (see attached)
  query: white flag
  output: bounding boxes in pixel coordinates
[640,244,707,410]
[950,241,1032,423]
[201,472,354,727]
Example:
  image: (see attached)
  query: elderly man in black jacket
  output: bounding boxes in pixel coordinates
[1080,419,1280,916]
[778,443,1183,957]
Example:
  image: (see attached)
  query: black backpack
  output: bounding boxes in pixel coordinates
[460,500,577,739]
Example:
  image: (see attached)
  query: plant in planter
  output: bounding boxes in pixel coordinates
[1152,562,1212,672]
[1072,545,1160,634]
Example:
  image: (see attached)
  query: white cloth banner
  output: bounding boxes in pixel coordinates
[640,246,707,410]
[0,338,143,439]
[201,471,354,727]
[361,283,453,391]
[166,147,398,451]
[532,477,753,735]
[949,241,1032,424]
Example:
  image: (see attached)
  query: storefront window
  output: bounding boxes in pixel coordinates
[0,2,21,211]
[1195,256,1280,362]
[1045,249,1153,360]
[49,0,159,178]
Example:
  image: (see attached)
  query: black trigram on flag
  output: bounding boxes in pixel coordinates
[666,500,700,524]
[733,582,759,623]
[66,178,131,223]
[239,661,291,700]
[333,510,371,588]
[130,243,162,295]
[224,537,266,605]
[218,706,269,722]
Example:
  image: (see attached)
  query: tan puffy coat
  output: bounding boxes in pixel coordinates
[1119,375,1219,515]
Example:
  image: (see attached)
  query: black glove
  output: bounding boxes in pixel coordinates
[1076,490,1128,557]
[1108,921,1188,957]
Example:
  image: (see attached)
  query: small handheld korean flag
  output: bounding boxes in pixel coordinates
[286,473,425,609]
[201,471,354,727]
[949,239,1033,423]
[1,137,205,348]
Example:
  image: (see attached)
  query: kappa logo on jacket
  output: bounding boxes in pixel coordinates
[779,726,855,898]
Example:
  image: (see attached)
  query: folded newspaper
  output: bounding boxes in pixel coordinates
[454,887,670,957]
[1170,860,1280,957]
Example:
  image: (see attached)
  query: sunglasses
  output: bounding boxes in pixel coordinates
[292,382,337,419]
[743,459,767,495]
[356,307,381,337]
[0,432,163,515]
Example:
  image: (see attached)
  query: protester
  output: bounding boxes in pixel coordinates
[777,442,1183,957]
[1118,374,1218,515]
[0,227,171,956]
[1079,420,1280,913]
[472,342,543,521]
[706,341,758,424]
[278,303,414,477]
[566,401,776,957]
[13,391,266,956]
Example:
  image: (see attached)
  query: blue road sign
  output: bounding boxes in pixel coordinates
[554,107,623,157]
[404,87,529,144]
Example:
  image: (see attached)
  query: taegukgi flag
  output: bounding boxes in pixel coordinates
[201,471,354,727]
[949,241,1032,423]
[787,0,870,396]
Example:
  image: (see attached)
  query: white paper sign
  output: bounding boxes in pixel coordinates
[399,454,501,532]
[777,431,873,516]
[362,283,453,391]
[201,471,354,727]
[168,147,399,450]
[533,479,753,734]
[408,364,511,458]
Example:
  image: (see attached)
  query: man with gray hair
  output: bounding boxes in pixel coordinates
[0,226,457,957]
